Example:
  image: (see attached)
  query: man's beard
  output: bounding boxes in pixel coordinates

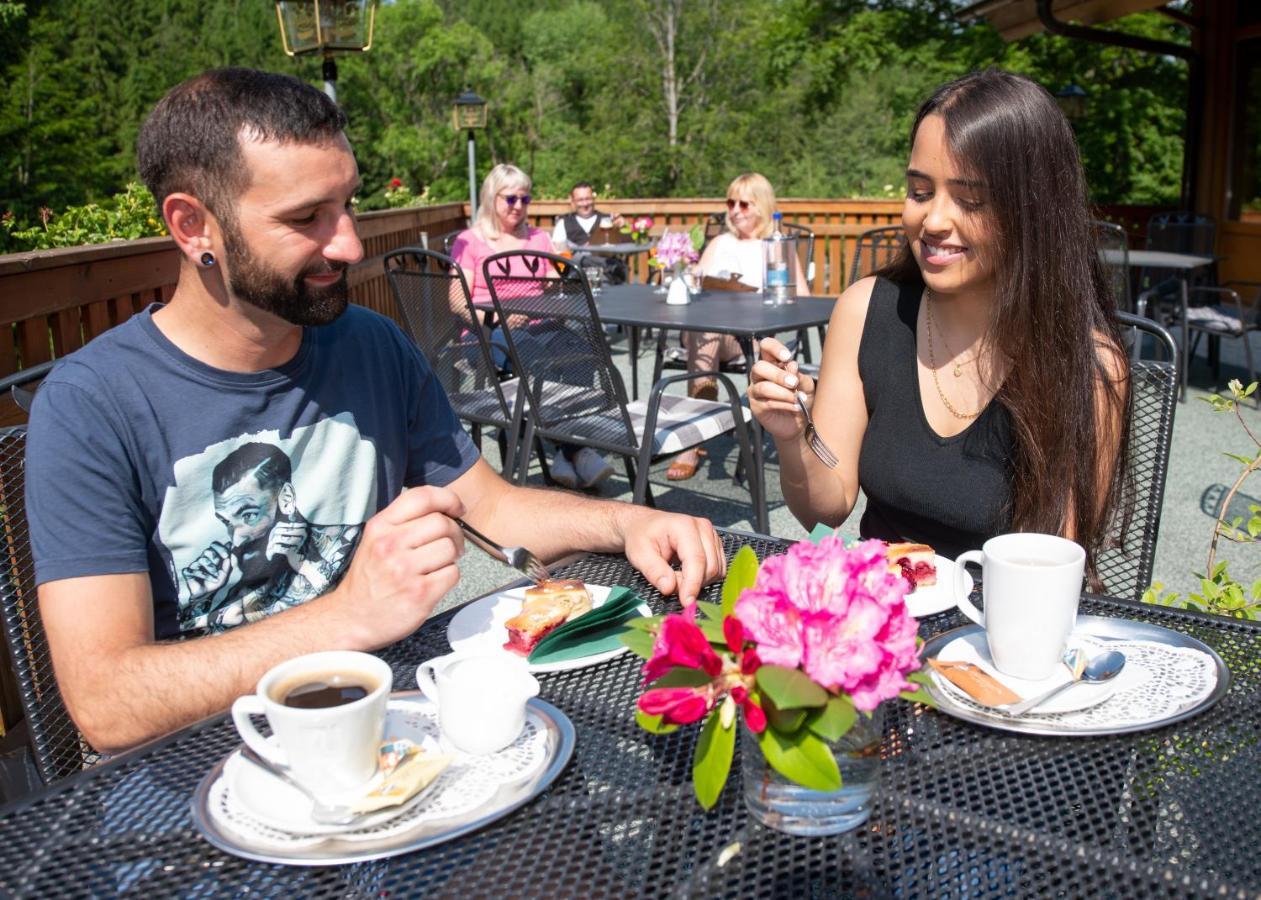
[221,219,349,327]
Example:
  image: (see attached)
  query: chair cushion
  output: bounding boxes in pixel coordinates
[1182,305,1254,335]
[449,377,520,422]
[625,394,753,455]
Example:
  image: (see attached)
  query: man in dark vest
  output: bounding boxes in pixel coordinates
[551,182,628,284]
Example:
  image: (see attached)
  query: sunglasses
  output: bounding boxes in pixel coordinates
[501,194,532,207]
[726,198,753,212]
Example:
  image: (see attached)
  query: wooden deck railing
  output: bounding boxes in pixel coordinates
[0,196,1168,423]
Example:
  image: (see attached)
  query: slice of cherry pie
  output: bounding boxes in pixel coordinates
[503,579,593,656]
[885,542,937,592]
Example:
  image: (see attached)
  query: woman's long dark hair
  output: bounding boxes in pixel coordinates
[881,69,1130,569]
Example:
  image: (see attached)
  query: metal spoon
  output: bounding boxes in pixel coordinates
[1000,649,1126,717]
[239,745,362,827]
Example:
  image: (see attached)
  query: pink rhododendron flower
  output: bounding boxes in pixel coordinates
[732,593,804,668]
[639,685,713,725]
[734,537,919,711]
[642,613,723,684]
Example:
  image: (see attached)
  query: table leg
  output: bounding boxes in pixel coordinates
[1180,277,1189,402]
[740,336,770,533]
[630,326,640,401]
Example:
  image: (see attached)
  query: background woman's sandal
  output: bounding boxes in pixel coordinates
[666,448,707,481]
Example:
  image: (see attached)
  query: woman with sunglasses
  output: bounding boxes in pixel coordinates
[665,173,806,481]
[748,70,1129,572]
[451,163,553,307]
[451,164,615,491]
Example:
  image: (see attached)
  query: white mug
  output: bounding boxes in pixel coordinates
[231,650,392,791]
[954,533,1086,681]
[416,653,539,756]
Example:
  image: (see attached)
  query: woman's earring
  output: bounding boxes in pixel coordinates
[200,251,216,267]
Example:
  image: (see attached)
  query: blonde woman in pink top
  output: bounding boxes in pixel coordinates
[451,164,614,490]
[452,164,555,307]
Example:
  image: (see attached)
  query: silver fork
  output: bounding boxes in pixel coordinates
[456,518,551,583]
[796,390,839,469]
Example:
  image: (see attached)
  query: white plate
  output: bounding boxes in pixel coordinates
[225,699,446,835]
[906,555,971,618]
[446,584,651,673]
[931,630,1120,715]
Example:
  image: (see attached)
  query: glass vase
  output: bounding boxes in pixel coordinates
[741,706,884,836]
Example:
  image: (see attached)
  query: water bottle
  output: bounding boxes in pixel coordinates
[763,212,794,305]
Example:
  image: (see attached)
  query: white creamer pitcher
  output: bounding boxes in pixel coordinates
[416,653,540,755]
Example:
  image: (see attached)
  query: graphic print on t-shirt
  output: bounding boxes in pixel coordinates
[157,414,377,633]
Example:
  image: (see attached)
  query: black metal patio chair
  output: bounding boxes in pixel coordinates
[0,421,100,786]
[849,225,906,286]
[384,247,525,474]
[1094,313,1180,601]
[482,249,765,530]
[1173,282,1261,401]
[1094,219,1133,313]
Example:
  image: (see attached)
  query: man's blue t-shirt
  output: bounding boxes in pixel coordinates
[25,304,480,640]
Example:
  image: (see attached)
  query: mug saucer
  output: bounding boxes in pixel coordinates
[226,698,442,835]
[933,631,1118,715]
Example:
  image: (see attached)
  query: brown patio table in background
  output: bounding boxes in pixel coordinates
[0,529,1257,896]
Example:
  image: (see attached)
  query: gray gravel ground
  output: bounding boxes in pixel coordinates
[436,325,1261,615]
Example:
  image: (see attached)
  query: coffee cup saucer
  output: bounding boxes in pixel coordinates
[933,631,1120,716]
[224,698,443,835]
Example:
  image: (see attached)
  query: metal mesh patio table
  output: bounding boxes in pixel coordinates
[0,530,1257,897]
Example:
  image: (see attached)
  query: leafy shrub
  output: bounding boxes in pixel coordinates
[1144,380,1261,619]
[1,183,166,252]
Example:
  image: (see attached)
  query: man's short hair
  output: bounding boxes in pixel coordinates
[570,181,594,196]
[137,67,348,223]
[212,442,293,495]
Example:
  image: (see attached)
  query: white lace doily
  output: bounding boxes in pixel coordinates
[934,635,1219,731]
[207,704,551,848]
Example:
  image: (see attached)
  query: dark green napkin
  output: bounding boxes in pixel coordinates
[527,586,645,665]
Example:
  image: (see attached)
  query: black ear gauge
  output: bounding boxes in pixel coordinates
[200,251,217,267]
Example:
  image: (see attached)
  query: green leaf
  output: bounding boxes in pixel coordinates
[694,600,723,622]
[695,616,727,645]
[807,522,835,544]
[765,701,808,733]
[1224,452,1255,466]
[756,665,829,710]
[649,667,713,690]
[757,727,841,792]
[624,615,661,632]
[692,710,735,810]
[721,546,760,618]
[805,696,857,741]
[635,710,679,734]
[620,629,656,660]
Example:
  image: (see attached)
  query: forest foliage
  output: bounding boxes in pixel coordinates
[0,0,1189,252]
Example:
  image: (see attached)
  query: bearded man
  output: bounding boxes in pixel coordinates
[25,68,725,753]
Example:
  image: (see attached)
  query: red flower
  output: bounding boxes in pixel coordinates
[643,613,723,684]
[389,178,403,189]
[639,686,714,725]
[740,647,762,675]
[730,685,766,733]
[723,616,744,653]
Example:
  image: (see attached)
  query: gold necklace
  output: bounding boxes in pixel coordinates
[924,290,983,420]
[924,291,978,377]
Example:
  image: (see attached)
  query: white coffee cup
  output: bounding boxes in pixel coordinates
[231,650,392,792]
[954,533,1086,681]
[416,653,539,756]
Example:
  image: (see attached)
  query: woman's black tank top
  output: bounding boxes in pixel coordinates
[856,276,1013,560]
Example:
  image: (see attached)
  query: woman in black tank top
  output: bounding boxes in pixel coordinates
[747,70,1129,572]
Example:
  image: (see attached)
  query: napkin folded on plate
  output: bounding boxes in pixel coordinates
[527,586,645,665]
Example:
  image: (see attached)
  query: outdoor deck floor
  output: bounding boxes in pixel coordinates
[440,324,1261,615]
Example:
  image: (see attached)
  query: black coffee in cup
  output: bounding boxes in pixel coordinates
[273,671,379,709]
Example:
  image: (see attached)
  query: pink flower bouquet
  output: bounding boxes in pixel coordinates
[623,538,934,809]
[622,216,654,242]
